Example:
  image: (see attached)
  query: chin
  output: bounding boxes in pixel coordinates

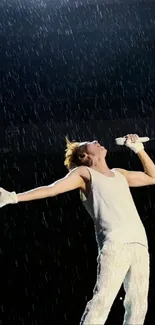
[99,147,107,156]
[103,148,107,157]
[101,146,107,151]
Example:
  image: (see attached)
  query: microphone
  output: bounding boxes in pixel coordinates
[115,136,150,146]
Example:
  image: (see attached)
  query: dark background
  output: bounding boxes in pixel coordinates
[0,0,155,324]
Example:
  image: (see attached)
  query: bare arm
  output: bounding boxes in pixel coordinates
[17,167,85,202]
[137,150,155,178]
[116,168,155,187]
[115,134,155,187]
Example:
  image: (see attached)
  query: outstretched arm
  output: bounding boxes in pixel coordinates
[0,166,85,208]
[17,167,84,202]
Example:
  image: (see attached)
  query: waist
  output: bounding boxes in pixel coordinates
[95,226,148,249]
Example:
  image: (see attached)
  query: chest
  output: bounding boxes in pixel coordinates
[81,173,130,201]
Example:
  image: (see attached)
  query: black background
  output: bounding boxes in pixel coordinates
[0,0,155,324]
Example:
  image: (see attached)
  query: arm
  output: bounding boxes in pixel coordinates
[117,133,155,186]
[116,168,155,187]
[17,167,84,202]
[0,166,86,207]
[137,150,155,178]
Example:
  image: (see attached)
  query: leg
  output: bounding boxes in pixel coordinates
[123,244,150,325]
[80,242,132,325]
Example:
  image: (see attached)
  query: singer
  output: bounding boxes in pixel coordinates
[0,134,155,325]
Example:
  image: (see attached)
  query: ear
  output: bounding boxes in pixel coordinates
[79,153,89,163]
[79,153,86,159]
[79,154,92,167]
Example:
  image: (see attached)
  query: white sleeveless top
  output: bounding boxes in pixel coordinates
[80,167,148,250]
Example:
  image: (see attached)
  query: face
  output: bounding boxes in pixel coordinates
[79,140,107,158]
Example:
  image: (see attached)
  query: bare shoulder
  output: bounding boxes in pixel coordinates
[115,168,128,176]
[66,166,91,194]
[73,166,91,182]
[115,168,128,174]
[77,166,91,194]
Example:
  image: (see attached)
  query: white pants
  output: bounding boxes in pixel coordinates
[80,242,150,325]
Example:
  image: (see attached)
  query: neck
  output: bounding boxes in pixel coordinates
[91,159,111,175]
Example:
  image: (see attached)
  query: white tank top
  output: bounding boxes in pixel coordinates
[80,167,148,250]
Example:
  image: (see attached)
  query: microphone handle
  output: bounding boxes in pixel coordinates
[115,137,150,146]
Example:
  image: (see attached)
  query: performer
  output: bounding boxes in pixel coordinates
[0,134,155,325]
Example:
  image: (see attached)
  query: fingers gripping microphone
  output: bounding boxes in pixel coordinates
[115,137,150,146]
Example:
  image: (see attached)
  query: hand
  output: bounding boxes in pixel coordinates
[124,134,144,154]
[0,187,18,208]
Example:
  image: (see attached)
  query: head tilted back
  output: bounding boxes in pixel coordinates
[64,136,88,171]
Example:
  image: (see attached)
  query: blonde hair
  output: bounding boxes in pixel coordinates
[64,136,89,171]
